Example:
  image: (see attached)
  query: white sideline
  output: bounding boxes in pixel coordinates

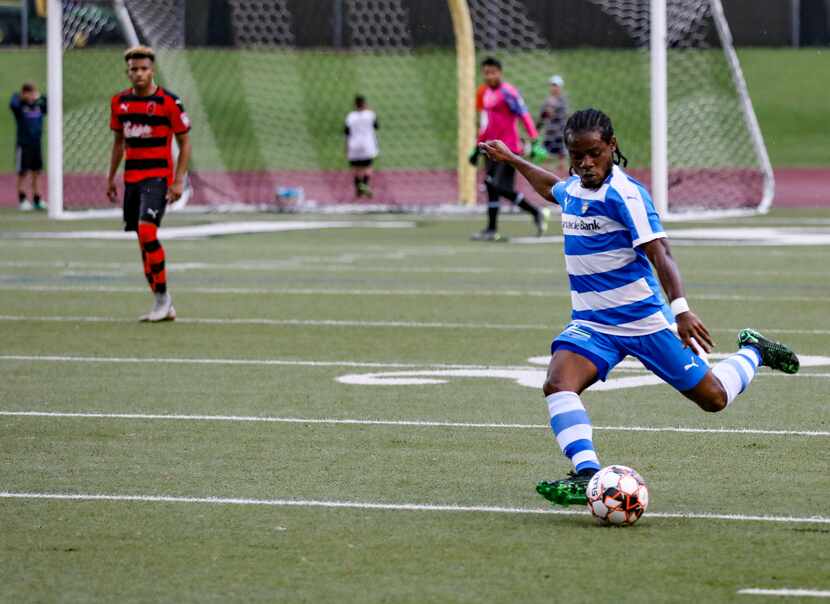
[0,315,829,336]
[1,411,827,437]
[0,491,827,524]
[0,283,825,303]
[738,588,830,598]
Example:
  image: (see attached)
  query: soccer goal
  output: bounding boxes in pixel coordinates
[47,0,773,219]
[459,0,774,217]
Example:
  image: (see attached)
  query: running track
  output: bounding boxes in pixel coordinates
[1,168,826,209]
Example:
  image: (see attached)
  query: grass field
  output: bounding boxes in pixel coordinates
[1,208,829,601]
[1,47,829,174]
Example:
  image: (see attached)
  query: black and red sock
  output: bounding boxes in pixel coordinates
[137,223,167,294]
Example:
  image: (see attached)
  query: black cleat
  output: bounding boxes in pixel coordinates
[738,328,799,374]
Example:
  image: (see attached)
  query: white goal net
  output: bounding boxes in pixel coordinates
[466,0,773,215]
[55,0,459,211]
[51,0,772,216]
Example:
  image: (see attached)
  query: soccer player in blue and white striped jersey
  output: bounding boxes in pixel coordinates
[479,108,800,507]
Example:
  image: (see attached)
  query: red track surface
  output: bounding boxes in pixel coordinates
[0,168,825,209]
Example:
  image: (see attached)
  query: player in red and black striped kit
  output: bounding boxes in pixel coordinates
[107,46,191,322]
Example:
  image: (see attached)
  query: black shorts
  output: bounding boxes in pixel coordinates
[123,178,168,232]
[485,158,516,191]
[15,144,43,174]
[349,158,374,167]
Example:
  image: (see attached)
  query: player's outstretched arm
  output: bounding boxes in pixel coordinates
[478,140,558,203]
[642,238,714,352]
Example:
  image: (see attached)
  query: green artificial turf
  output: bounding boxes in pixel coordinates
[0,208,829,601]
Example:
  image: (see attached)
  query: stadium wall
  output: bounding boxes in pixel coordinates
[181,0,808,48]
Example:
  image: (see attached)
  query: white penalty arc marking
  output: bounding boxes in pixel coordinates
[738,588,830,598]
[0,411,827,438]
[0,283,826,303]
[0,315,829,337]
[0,492,828,525]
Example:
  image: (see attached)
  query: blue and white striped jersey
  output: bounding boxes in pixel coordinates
[551,165,673,336]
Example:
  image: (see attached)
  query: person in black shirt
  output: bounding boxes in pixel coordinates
[9,82,47,211]
[536,75,568,175]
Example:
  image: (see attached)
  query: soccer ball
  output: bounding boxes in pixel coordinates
[586,465,649,526]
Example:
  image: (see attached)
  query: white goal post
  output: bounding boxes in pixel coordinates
[46,0,62,219]
[650,0,669,217]
[47,0,774,219]
[649,0,775,217]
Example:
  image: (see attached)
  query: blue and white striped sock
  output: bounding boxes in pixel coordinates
[711,346,761,406]
[546,391,601,474]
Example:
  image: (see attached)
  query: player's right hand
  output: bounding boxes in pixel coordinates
[478,140,514,163]
[106,180,118,204]
[676,310,715,354]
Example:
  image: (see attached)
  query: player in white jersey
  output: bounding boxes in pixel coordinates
[479,108,800,507]
[345,95,379,198]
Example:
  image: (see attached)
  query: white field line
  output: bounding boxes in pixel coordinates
[0,355,528,371]
[0,354,629,375]
[0,314,829,336]
[0,314,547,331]
[6,220,415,241]
[0,260,554,276]
[4,260,829,279]
[1,354,828,380]
[1,411,827,437]
[0,283,826,303]
[0,491,828,525]
[738,588,830,598]
[0,283,568,297]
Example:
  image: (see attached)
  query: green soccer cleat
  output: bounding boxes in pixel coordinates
[738,328,800,374]
[536,471,594,507]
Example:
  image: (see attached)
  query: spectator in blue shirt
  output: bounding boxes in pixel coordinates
[10,82,47,211]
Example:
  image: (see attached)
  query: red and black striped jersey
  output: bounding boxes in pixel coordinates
[109,86,191,184]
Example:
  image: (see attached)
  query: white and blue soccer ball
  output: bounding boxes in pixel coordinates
[586,465,649,526]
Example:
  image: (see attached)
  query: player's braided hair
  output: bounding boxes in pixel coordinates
[564,108,628,169]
